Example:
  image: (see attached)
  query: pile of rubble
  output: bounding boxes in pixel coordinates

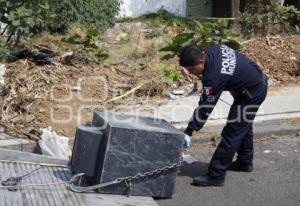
[242,35,300,83]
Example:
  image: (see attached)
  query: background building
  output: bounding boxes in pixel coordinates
[119,0,292,18]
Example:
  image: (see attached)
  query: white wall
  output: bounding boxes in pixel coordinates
[0,23,7,34]
[119,0,187,17]
[279,0,285,5]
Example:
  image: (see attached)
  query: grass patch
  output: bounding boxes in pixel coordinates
[106,28,171,64]
[0,37,10,62]
[118,9,192,28]
[156,63,181,85]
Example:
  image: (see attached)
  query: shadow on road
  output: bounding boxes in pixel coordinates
[178,162,209,178]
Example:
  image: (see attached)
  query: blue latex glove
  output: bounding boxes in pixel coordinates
[183,134,191,150]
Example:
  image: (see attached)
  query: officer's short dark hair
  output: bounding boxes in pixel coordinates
[179,46,203,67]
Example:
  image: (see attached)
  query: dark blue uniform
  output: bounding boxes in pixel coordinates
[185,44,268,180]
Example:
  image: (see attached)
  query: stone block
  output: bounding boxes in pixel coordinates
[71,112,184,198]
[71,126,104,177]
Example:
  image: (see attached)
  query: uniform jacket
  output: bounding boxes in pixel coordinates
[185,44,265,135]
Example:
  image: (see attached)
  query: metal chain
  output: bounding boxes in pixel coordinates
[0,160,185,193]
[69,160,185,193]
[116,160,184,183]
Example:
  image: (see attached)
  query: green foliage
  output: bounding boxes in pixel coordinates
[143,28,163,39]
[156,64,181,85]
[141,9,192,28]
[62,28,108,63]
[0,39,10,61]
[52,0,121,30]
[0,0,120,45]
[119,10,193,44]
[241,2,300,37]
[160,20,241,59]
[119,9,193,30]
[211,134,221,147]
[0,0,54,45]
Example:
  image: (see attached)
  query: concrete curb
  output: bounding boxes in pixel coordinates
[0,133,37,152]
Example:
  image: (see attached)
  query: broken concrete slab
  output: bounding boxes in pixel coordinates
[0,133,36,152]
[0,147,68,165]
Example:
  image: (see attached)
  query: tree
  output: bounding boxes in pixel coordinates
[229,0,242,30]
[231,0,241,17]
[0,0,121,45]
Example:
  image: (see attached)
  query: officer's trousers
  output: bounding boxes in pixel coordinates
[208,82,268,180]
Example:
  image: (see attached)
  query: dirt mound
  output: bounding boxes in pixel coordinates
[0,59,166,139]
[242,35,300,82]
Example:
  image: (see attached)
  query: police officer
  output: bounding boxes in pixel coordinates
[180,44,268,186]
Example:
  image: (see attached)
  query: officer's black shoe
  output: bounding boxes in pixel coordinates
[228,160,253,172]
[192,174,225,187]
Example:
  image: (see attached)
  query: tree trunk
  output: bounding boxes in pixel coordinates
[231,0,241,17]
[230,0,241,30]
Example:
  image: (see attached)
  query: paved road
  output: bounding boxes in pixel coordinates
[157,135,300,206]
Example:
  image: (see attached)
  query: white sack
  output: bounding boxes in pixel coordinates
[39,127,71,159]
[0,64,6,86]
